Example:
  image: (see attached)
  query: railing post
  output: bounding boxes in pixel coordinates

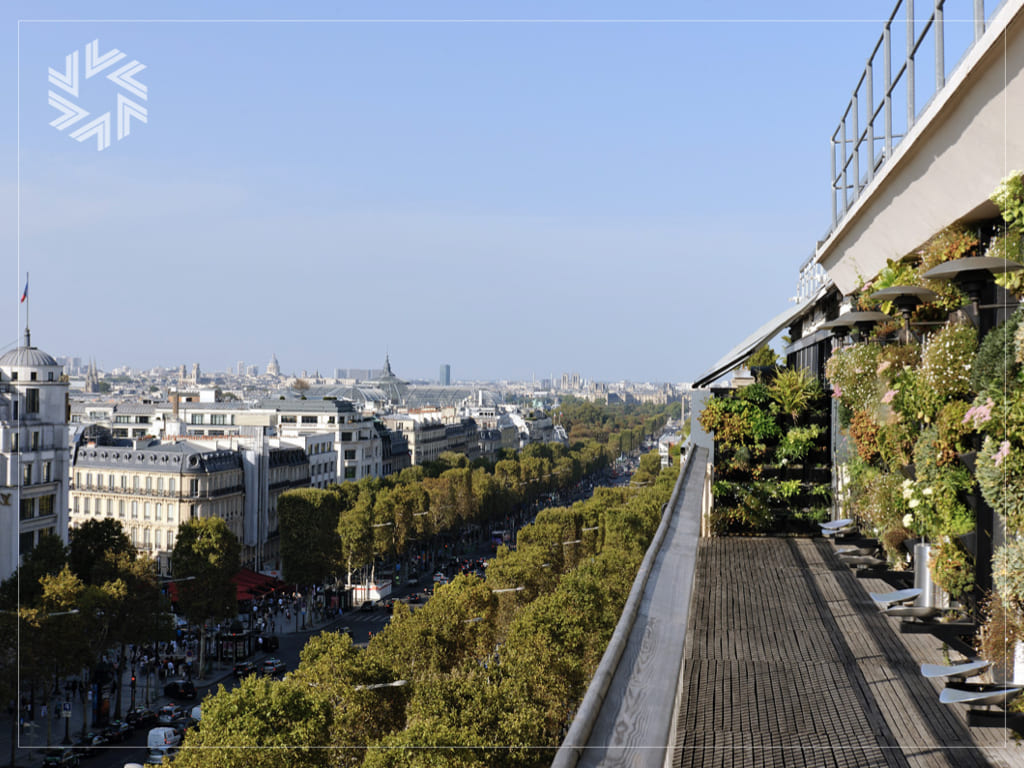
[974,0,985,41]
[884,23,893,158]
[907,0,916,132]
[840,116,848,217]
[852,92,860,198]
[831,135,838,230]
[935,0,945,91]
[866,60,875,182]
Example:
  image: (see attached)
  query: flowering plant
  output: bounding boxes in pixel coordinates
[976,435,1024,535]
[920,321,978,403]
[991,170,1024,229]
[900,478,938,539]
[930,538,975,599]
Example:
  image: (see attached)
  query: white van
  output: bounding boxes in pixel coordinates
[147,726,182,749]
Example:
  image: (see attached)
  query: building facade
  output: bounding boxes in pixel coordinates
[0,332,70,579]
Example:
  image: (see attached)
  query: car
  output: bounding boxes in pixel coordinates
[102,719,133,743]
[41,747,80,767]
[233,660,257,678]
[125,706,157,729]
[339,626,353,638]
[407,575,419,585]
[163,679,196,700]
[157,704,188,725]
[261,657,287,677]
[72,730,109,756]
[432,572,445,583]
[408,592,420,603]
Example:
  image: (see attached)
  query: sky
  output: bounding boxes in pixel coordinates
[0,1,987,384]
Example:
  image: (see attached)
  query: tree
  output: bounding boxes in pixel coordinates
[747,343,778,369]
[278,489,342,587]
[172,518,241,679]
[68,518,133,585]
[174,674,331,768]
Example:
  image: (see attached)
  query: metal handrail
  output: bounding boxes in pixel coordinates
[827,0,1006,237]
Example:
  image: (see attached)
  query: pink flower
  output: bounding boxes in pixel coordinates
[964,397,995,428]
[831,384,843,399]
[876,360,891,374]
[881,389,897,404]
[994,440,1011,467]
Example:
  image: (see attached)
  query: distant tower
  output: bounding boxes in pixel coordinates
[440,363,451,386]
[237,360,244,376]
[191,363,201,383]
[267,353,280,377]
[84,358,99,393]
[178,364,187,382]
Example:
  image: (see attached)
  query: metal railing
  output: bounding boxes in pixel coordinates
[829,0,1005,234]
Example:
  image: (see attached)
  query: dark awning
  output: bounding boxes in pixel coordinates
[692,289,826,388]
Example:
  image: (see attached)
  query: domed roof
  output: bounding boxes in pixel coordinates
[0,330,59,368]
[0,345,58,367]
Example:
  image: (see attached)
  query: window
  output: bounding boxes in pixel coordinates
[168,503,176,520]
[191,414,203,425]
[48,371,54,381]
[189,479,198,496]
[344,449,356,460]
[73,496,79,515]
[43,461,51,483]
[169,478,176,494]
[11,432,17,452]
[115,415,130,424]
[167,530,175,549]
[130,527,138,546]
[20,498,33,520]
[121,475,128,490]
[210,414,226,425]
[341,432,352,442]
[29,371,36,381]
[39,496,54,517]
[155,529,162,549]
[146,477,152,492]
[119,500,125,518]
[106,499,112,517]
[143,528,150,547]
[302,415,317,424]
[281,415,296,424]
[30,432,39,450]
[23,463,32,486]
[86,473,93,489]
[344,467,356,479]
[84,498,91,515]
[138,416,150,424]
[155,503,162,521]
[25,388,39,414]
[133,476,140,491]
[108,474,115,490]
[131,501,138,519]
[20,531,34,556]
[157,477,164,492]
[144,502,151,520]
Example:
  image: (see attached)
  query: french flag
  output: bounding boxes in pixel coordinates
[20,279,27,304]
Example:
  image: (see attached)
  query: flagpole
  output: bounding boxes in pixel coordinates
[25,271,28,341]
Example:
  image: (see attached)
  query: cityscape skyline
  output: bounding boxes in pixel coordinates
[6,1,907,383]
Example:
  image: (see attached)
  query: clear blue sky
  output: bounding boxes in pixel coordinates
[3,1,961,383]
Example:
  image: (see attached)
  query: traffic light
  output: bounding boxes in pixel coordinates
[130,674,136,688]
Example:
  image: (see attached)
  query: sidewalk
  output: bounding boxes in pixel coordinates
[0,609,348,766]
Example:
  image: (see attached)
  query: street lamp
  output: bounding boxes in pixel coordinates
[354,680,408,691]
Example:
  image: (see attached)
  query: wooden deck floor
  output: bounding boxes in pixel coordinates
[670,537,1024,768]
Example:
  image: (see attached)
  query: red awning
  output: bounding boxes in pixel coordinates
[167,569,287,603]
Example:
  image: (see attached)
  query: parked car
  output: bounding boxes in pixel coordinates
[125,706,157,729]
[102,719,133,743]
[41,747,80,767]
[163,679,196,700]
[233,660,257,678]
[157,703,188,724]
[261,657,287,677]
[72,730,108,756]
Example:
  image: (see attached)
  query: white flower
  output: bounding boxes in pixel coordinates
[903,513,914,528]
[922,487,933,496]
[909,498,920,509]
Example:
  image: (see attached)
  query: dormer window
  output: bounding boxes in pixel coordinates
[30,372,37,381]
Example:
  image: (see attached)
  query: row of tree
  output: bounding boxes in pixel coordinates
[176,448,680,767]
[278,440,618,589]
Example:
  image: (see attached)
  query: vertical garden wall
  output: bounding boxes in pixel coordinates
[699,367,832,535]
